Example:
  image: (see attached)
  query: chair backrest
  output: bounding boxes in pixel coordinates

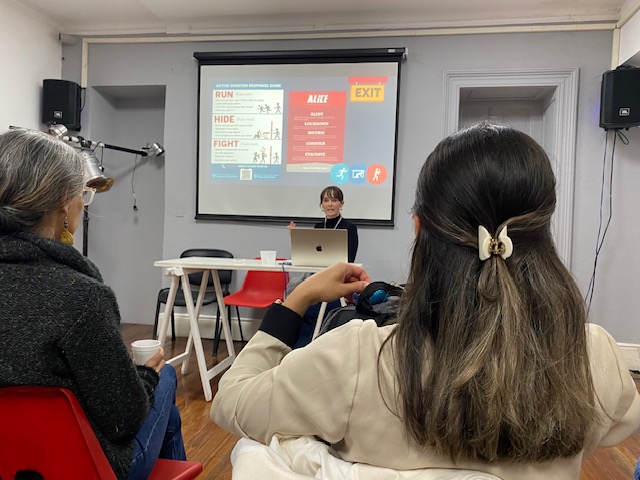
[181,248,233,287]
[237,259,289,302]
[0,386,203,480]
[0,385,117,479]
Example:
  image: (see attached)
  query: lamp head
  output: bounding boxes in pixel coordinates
[144,142,165,157]
[80,150,114,192]
[47,124,68,139]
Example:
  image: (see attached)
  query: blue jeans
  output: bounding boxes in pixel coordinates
[294,300,342,349]
[634,456,640,480]
[127,365,187,480]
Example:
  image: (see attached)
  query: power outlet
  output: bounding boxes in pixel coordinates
[618,343,640,372]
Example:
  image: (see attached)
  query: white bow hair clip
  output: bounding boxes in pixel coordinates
[478,225,513,261]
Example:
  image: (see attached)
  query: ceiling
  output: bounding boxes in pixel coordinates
[9,0,638,37]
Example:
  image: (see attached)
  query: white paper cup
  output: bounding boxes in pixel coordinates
[131,339,161,366]
[260,250,277,265]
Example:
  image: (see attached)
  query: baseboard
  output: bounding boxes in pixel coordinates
[618,343,640,371]
[158,313,260,341]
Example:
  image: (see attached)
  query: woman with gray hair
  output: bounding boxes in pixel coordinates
[0,128,187,480]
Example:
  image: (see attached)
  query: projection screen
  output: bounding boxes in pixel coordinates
[195,48,405,225]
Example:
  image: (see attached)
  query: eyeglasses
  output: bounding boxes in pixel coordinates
[82,186,96,206]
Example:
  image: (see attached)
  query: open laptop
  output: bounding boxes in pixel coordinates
[290,228,348,267]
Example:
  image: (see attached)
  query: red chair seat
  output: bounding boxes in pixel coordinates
[150,459,203,480]
[0,386,202,480]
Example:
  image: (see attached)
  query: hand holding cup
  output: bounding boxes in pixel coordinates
[131,339,164,373]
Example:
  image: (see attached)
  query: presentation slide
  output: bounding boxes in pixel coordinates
[195,49,404,224]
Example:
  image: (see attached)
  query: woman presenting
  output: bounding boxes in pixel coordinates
[287,186,359,346]
[289,185,358,262]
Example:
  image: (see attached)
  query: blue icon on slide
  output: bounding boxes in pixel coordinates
[330,164,350,184]
[350,164,367,184]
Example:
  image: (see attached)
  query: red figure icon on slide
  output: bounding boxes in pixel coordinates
[367,164,387,185]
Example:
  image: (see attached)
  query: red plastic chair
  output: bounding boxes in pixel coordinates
[0,386,202,480]
[213,259,289,355]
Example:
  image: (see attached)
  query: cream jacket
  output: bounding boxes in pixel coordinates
[212,305,640,480]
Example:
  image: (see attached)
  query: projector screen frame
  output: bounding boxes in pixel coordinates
[194,47,406,226]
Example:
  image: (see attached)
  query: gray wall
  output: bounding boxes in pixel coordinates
[83,87,166,324]
[62,30,640,344]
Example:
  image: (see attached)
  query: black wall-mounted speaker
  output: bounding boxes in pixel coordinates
[41,79,82,131]
[599,67,640,130]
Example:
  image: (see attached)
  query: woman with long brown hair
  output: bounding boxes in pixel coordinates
[212,122,640,478]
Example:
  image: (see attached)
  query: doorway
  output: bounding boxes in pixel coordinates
[444,69,579,267]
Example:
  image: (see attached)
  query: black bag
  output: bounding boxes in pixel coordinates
[317,281,403,337]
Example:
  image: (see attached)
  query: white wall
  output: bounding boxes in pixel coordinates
[619,7,640,65]
[603,5,640,345]
[0,0,61,130]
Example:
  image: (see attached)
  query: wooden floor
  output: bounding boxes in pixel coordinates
[122,324,640,479]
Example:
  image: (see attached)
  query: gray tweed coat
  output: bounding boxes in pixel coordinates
[0,232,158,480]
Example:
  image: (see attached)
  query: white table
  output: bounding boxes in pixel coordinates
[154,257,325,401]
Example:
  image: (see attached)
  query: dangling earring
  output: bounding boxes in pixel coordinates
[60,216,74,246]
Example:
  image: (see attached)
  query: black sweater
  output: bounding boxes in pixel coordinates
[0,233,158,480]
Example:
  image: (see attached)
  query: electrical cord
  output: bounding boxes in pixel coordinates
[585,129,628,312]
[281,262,289,299]
[131,154,139,211]
[80,88,86,112]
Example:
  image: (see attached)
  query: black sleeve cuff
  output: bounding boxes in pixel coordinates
[259,303,304,348]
